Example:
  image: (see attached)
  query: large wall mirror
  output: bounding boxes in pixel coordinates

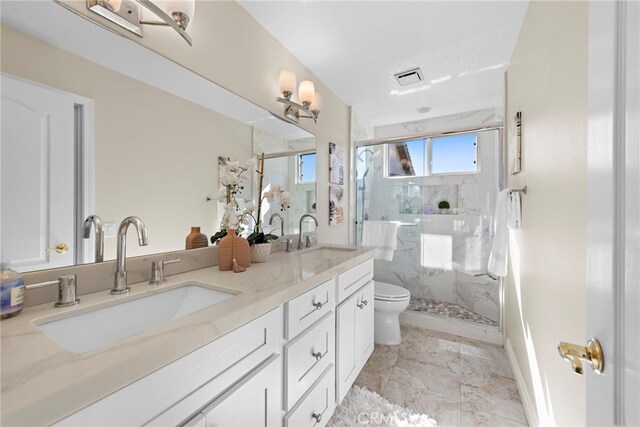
[0,1,316,273]
[255,129,317,237]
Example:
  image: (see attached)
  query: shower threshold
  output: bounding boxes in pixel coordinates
[408,297,498,327]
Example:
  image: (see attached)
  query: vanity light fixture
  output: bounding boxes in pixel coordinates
[276,70,321,124]
[87,0,195,46]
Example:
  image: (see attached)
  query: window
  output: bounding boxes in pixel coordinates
[387,139,426,177]
[430,133,477,174]
[298,153,316,183]
[385,133,478,177]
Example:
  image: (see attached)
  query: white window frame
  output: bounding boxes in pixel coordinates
[296,152,316,184]
[384,133,480,179]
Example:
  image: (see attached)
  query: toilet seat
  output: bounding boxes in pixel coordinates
[374,281,410,301]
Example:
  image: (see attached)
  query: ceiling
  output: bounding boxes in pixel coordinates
[239,1,529,127]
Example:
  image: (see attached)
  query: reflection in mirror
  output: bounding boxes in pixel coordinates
[253,127,317,236]
[0,1,315,272]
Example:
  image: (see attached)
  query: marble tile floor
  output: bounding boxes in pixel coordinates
[354,324,527,426]
[408,297,499,327]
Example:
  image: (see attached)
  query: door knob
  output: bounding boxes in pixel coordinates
[46,244,69,254]
[557,338,604,375]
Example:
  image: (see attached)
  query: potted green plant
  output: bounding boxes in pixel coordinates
[438,200,451,214]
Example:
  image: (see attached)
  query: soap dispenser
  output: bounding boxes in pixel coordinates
[0,263,24,319]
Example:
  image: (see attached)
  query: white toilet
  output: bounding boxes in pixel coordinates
[373,281,411,345]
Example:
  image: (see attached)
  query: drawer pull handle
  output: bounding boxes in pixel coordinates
[312,412,322,423]
[312,301,324,310]
[312,351,323,360]
[357,300,368,309]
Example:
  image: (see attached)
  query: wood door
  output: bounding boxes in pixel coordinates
[586,1,639,425]
[1,74,76,271]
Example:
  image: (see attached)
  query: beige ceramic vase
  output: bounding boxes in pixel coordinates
[218,228,250,271]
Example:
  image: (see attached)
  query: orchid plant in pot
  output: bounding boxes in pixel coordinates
[239,154,291,262]
[211,158,253,245]
[212,154,291,263]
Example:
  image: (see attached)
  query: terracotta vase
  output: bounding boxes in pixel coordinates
[218,228,250,271]
[185,226,208,249]
[250,243,271,263]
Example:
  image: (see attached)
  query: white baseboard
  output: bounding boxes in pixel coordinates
[400,311,503,345]
[505,337,538,427]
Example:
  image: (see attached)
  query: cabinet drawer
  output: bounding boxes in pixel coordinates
[286,278,335,340]
[284,365,335,427]
[336,259,373,303]
[284,312,335,410]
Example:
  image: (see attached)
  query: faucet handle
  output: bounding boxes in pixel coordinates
[26,275,79,307]
[305,235,313,248]
[281,238,292,253]
[150,258,181,285]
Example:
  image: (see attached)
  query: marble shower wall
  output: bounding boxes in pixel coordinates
[357,130,501,325]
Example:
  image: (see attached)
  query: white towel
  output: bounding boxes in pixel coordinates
[507,191,522,230]
[362,221,399,261]
[488,189,522,277]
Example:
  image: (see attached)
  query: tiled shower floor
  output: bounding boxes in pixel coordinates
[408,297,498,327]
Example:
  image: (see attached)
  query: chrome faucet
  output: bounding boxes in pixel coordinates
[269,213,285,236]
[112,216,149,295]
[82,215,104,263]
[298,214,318,250]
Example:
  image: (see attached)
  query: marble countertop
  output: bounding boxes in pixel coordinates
[1,245,374,426]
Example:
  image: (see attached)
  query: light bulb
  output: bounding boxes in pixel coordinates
[298,80,315,105]
[310,92,322,112]
[278,70,296,94]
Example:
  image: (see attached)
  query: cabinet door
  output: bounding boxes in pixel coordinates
[336,293,357,404]
[336,282,375,404]
[203,355,282,427]
[354,282,374,364]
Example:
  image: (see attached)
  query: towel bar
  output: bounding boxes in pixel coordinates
[510,186,527,195]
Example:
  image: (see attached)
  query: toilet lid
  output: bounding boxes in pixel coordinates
[374,281,410,301]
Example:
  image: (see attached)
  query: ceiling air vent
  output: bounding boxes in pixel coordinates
[394,67,424,86]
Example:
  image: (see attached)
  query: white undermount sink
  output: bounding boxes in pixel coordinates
[36,284,234,354]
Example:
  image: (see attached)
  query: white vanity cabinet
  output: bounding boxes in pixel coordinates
[54,255,375,427]
[58,308,283,427]
[336,280,374,403]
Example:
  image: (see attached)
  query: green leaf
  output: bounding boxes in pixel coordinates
[210,230,227,245]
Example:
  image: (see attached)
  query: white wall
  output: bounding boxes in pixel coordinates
[1,25,252,260]
[504,1,588,425]
[59,0,351,245]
